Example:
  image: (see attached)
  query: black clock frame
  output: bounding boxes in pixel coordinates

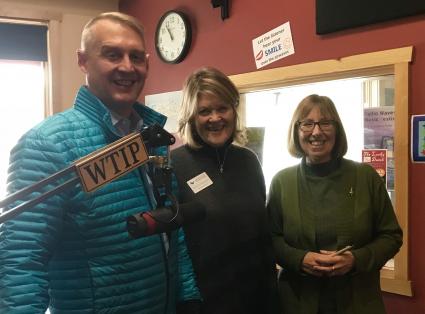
[155,10,192,64]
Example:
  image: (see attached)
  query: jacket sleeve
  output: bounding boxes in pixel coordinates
[0,130,67,313]
[267,170,307,273]
[351,165,403,272]
[176,228,201,301]
[171,172,201,303]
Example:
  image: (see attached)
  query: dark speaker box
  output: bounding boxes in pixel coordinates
[316,0,425,34]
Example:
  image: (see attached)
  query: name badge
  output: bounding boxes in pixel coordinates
[187,172,213,194]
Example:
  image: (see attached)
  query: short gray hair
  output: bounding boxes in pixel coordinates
[80,12,145,51]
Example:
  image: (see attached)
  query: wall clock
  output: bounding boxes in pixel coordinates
[155,10,192,64]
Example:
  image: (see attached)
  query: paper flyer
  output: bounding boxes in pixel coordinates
[252,22,295,69]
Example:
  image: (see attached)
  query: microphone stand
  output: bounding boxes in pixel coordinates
[0,124,175,225]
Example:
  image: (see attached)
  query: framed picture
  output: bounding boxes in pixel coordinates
[411,114,425,162]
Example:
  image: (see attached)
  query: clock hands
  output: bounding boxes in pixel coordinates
[166,26,174,41]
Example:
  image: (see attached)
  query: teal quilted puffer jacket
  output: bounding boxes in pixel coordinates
[0,87,200,314]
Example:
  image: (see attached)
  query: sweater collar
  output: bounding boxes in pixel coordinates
[302,157,342,177]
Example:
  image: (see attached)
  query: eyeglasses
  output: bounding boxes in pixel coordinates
[298,120,335,132]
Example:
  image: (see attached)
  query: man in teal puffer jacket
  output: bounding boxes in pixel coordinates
[0,12,200,314]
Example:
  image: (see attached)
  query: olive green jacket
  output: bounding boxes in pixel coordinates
[267,159,402,314]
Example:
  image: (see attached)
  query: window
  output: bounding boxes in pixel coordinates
[0,20,49,197]
[231,47,413,296]
[0,60,46,198]
[244,77,368,190]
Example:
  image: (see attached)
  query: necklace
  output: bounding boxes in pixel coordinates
[215,146,229,173]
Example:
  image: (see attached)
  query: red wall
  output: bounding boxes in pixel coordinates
[120,0,425,312]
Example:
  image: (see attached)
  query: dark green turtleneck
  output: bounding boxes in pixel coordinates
[300,158,347,250]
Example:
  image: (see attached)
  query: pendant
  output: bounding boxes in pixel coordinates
[216,147,228,174]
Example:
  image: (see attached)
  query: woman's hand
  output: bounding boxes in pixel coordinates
[301,252,329,277]
[302,250,355,277]
[318,250,355,276]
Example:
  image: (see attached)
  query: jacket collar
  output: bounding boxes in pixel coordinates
[74,86,167,139]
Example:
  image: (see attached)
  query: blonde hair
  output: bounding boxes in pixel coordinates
[178,67,246,149]
[80,12,145,51]
[287,94,348,159]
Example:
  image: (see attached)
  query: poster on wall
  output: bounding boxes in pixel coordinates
[411,114,425,163]
[251,22,295,70]
[145,90,182,134]
[363,106,394,150]
[145,90,183,149]
[362,149,388,188]
[363,107,394,190]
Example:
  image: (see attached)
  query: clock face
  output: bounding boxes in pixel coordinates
[155,11,192,64]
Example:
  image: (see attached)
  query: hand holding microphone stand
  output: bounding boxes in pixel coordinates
[0,124,204,237]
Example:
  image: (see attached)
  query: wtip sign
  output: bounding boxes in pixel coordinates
[75,132,149,192]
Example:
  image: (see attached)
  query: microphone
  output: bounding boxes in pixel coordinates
[0,123,177,224]
[126,201,206,238]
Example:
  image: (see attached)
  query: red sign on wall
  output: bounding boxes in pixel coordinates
[362,149,387,188]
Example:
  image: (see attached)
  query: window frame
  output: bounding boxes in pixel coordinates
[230,46,413,296]
[0,5,63,116]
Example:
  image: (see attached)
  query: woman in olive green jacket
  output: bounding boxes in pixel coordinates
[267,94,402,314]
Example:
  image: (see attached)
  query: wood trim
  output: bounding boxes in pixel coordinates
[47,19,62,115]
[230,46,412,93]
[381,277,413,297]
[381,61,412,296]
[394,62,409,280]
[230,46,413,297]
[0,4,62,22]
[0,8,63,117]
